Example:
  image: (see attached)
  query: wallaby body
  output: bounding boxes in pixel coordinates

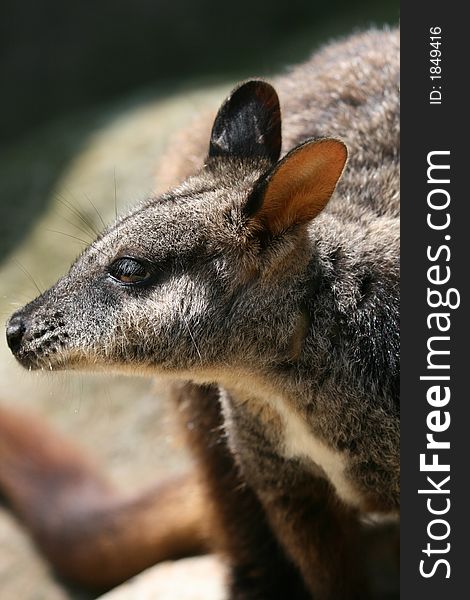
[3,28,399,598]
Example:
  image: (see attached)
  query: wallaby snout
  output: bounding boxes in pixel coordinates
[6,300,70,370]
[5,314,27,353]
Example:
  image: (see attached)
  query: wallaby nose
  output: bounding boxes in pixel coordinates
[6,315,27,353]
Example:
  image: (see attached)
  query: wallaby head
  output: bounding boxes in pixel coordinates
[6,80,347,381]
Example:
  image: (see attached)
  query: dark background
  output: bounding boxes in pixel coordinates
[1,0,399,145]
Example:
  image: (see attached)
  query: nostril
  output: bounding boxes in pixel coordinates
[6,316,27,353]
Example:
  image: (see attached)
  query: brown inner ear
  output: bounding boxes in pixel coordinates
[254,138,348,236]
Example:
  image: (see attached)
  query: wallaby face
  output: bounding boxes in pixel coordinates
[6,81,347,381]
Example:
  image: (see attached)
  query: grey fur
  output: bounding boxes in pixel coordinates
[7,27,399,594]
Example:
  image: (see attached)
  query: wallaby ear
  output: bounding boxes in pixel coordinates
[245,138,348,236]
[209,80,281,162]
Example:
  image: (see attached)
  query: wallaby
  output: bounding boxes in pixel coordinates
[2,27,399,599]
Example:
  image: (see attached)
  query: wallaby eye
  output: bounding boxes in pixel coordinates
[108,257,152,285]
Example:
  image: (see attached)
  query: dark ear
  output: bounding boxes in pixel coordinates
[245,138,348,236]
[209,80,281,162]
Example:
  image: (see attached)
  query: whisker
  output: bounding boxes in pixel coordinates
[56,193,99,237]
[46,229,107,256]
[85,193,106,229]
[46,228,91,246]
[113,168,118,221]
[13,259,43,295]
[54,211,94,241]
[181,312,202,363]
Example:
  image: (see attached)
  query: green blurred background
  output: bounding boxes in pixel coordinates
[0,2,399,598]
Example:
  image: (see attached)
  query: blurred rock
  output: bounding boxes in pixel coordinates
[98,556,226,600]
